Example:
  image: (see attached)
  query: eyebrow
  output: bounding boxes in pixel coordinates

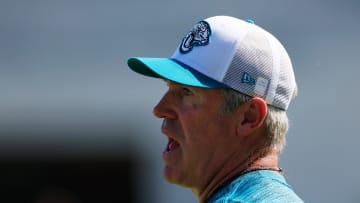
[164,79,198,91]
[164,79,179,87]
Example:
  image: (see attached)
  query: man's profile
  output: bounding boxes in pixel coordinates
[127,15,303,203]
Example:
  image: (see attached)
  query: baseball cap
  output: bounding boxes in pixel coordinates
[127,16,296,110]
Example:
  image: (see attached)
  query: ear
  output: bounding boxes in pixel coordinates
[236,97,267,136]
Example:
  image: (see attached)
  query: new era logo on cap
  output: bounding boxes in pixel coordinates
[241,72,256,86]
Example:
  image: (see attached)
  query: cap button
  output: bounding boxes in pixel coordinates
[245,19,255,24]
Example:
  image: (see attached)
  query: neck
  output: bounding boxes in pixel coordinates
[197,149,280,203]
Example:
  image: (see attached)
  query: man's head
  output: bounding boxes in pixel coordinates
[127,15,297,197]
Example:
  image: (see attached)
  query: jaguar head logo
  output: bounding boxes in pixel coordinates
[180,21,211,53]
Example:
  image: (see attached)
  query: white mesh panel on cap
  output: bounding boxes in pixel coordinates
[264,31,280,105]
[222,24,295,110]
[223,27,273,98]
[272,39,295,110]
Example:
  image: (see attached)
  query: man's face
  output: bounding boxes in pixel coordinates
[153,81,237,189]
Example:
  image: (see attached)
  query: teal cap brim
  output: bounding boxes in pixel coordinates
[127,57,228,88]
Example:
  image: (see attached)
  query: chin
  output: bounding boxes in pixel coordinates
[163,165,182,184]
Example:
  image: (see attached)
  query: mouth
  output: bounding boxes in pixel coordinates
[163,137,180,155]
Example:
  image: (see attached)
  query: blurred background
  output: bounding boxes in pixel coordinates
[0,0,359,202]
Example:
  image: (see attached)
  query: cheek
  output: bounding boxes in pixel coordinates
[184,107,224,135]
[196,114,234,146]
[183,114,224,147]
[182,96,203,108]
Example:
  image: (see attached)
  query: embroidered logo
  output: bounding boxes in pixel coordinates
[180,21,211,53]
[241,72,256,85]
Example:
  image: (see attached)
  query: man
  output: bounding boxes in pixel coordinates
[127,16,303,203]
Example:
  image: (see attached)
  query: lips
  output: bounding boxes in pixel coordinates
[161,119,180,156]
[163,138,180,155]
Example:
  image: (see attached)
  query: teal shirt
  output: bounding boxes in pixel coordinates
[206,170,304,203]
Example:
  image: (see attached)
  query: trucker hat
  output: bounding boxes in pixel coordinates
[127,15,296,110]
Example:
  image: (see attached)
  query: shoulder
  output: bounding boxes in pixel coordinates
[207,171,304,203]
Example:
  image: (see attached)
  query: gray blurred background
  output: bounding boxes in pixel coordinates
[0,0,359,202]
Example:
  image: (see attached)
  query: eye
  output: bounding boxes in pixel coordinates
[181,87,193,96]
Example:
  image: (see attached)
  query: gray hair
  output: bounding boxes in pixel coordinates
[221,88,297,153]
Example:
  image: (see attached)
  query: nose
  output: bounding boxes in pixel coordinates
[152,92,176,119]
